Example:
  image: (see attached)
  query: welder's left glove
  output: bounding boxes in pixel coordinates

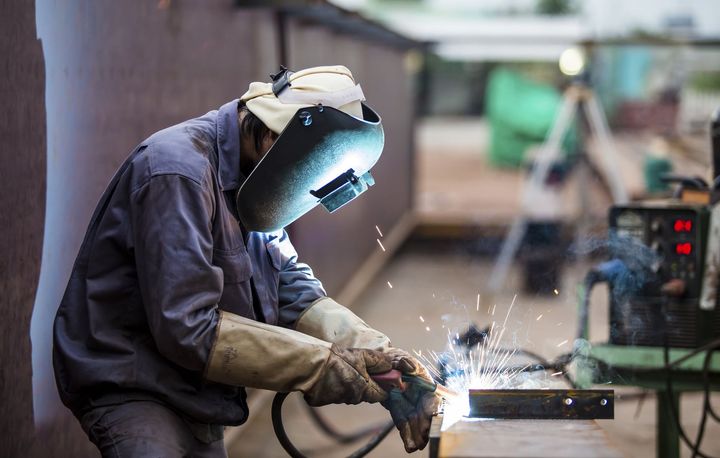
[381,349,441,453]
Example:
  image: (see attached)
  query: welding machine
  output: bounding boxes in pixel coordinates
[607,201,714,347]
[572,110,720,458]
[603,111,720,349]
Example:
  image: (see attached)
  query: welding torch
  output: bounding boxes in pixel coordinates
[371,369,459,399]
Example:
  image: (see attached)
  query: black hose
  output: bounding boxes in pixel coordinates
[347,422,395,458]
[663,344,718,458]
[692,349,714,458]
[272,392,306,458]
[578,270,604,342]
[272,392,395,458]
[304,403,388,444]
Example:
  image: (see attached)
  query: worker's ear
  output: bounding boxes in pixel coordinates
[260,131,278,155]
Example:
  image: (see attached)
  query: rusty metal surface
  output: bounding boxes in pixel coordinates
[468,389,615,420]
[0,1,48,455]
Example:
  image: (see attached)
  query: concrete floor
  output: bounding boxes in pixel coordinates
[227,243,720,458]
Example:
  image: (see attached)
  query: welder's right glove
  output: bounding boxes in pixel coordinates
[295,297,392,350]
[381,349,441,453]
[205,310,393,405]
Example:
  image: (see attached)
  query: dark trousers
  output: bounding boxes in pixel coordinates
[80,400,227,458]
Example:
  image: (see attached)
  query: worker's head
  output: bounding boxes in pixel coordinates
[238,65,365,175]
[236,65,384,232]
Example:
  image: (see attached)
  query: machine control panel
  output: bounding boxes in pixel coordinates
[609,204,707,298]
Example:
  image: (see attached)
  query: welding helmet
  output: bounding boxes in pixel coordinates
[236,65,384,232]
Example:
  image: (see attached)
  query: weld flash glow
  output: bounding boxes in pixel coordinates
[417,296,533,430]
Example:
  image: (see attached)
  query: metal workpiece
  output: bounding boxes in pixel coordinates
[468,389,614,419]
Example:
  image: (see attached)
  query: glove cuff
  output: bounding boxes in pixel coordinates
[206,310,332,392]
[295,297,391,350]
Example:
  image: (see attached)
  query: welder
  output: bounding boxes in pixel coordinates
[53,65,439,457]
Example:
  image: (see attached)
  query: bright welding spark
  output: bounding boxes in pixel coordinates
[376,238,386,252]
[551,371,563,376]
[556,339,568,347]
[556,322,563,326]
[418,296,544,431]
[419,316,425,322]
[387,281,393,288]
[536,314,543,321]
[553,289,559,295]
[375,225,383,237]
[425,326,431,332]
[491,304,496,316]
[476,294,480,311]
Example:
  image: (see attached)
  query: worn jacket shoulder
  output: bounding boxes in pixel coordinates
[133,111,219,187]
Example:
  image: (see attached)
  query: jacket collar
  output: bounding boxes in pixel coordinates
[216,99,246,191]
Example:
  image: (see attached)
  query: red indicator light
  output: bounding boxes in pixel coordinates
[673,219,693,232]
[675,243,692,255]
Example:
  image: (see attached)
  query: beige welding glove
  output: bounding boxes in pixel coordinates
[205,310,392,405]
[295,297,392,350]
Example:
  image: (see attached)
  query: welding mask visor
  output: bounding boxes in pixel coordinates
[236,67,384,232]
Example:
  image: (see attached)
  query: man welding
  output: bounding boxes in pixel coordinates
[53,65,439,457]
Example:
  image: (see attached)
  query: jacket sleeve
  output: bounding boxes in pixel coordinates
[272,230,327,328]
[130,170,221,371]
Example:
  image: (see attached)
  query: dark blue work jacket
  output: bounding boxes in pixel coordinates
[53,99,325,427]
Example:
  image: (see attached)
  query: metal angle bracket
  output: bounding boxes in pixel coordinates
[468,389,614,420]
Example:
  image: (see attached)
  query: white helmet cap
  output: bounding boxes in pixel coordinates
[240,65,365,134]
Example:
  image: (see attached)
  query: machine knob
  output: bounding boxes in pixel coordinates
[661,279,686,297]
[651,219,663,233]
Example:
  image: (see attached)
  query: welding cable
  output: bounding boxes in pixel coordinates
[703,350,720,423]
[661,174,709,199]
[304,403,389,444]
[663,343,719,458]
[346,422,395,458]
[577,259,628,342]
[514,348,552,368]
[663,337,720,370]
[490,345,578,388]
[272,393,305,458]
[272,392,395,458]
[693,349,716,457]
[475,351,578,388]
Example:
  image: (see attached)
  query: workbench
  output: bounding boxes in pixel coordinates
[575,343,720,458]
[429,413,622,458]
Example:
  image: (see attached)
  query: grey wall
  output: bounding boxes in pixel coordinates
[1,2,48,456]
[1,1,415,455]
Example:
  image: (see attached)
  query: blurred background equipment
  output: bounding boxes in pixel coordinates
[576,110,720,458]
[487,50,628,297]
